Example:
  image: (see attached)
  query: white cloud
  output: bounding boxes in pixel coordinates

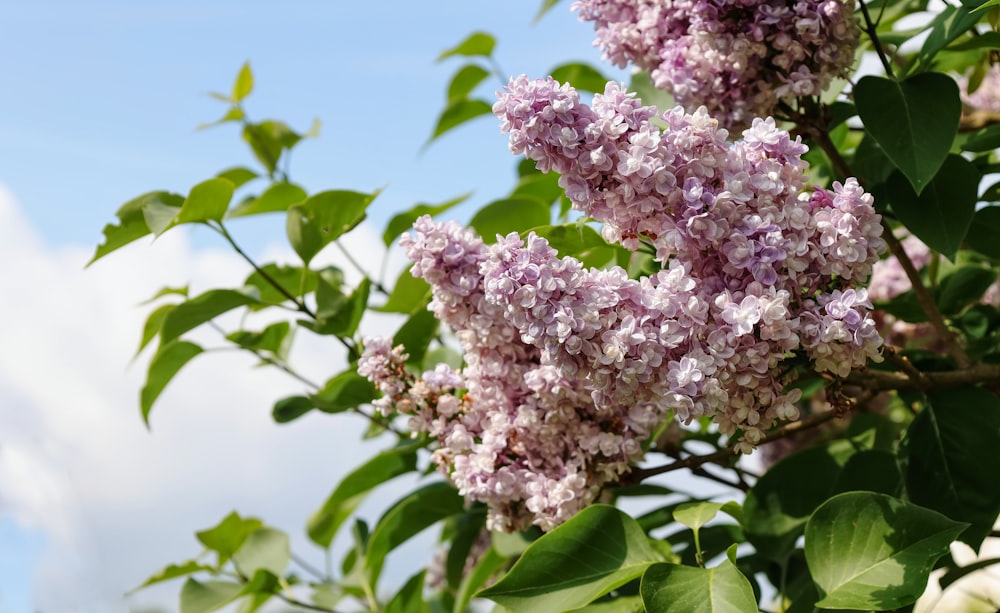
[0,184,422,612]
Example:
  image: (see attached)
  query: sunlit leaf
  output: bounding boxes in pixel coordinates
[428,98,493,143]
[447,64,491,102]
[469,196,550,243]
[286,190,378,265]
[195,512,264,567]
[88,191,183,265]
[180,579,243,613]
[232,528,289,577]
[159,288,261,344]
[478,505,663,612]
[805,492,967,609]
[232,61,254,102]
[227,182,307,218]
[640,558,758,613]
[437,32,495,60]
[549,62,611,93]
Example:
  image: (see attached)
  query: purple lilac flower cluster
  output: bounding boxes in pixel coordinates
[573,0,859,129]
[960,64,1000,113]
[359,79,885,532]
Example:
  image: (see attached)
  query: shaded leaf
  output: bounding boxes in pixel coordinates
[392,309,439,366]
[243,263,317,307]
[136,303,175,357]
[160,288,261,344]
[141,340,203,424]
[216,166,259,189]
[477,505,663,612]
[306,277,370,337]
[805,492,967,609]
[469,196,550,243]
[966,205,1000,259]
[887,154,979,260]
[935,267,997,315]
[365,482,465,587]
[549,62,610,93]
[918,4,981,67]
[855,74,961,194]
[306,442,420,548]
[272,395,314,424]
[899,387,1000,549]
[311,370,377,414]
[376,266,431,314]
[382,193,470,247]
[962,123,1000,152]
[386,570,429,613]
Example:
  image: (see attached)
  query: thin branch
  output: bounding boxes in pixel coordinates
[858,0,896,78]
[883,230,971,368]
[849,363,1000,392]
[632,409,844,481]
[334,240,388,295]
[291,553,328,582]
[805,122,971,369]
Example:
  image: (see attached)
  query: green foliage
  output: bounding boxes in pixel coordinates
[478,505,664,612]
[804,492,967,609]
[101,6,1000,612]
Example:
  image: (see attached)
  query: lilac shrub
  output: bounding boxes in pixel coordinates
[360,78,885,532]
[573,0,860,129]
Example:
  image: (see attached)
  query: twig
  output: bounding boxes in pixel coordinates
[883,230,971,368]
[632,410,844,481]
[858,0,896,78]
[849,363,1000,392]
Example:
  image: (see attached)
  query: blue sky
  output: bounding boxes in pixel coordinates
[0,2,642,612]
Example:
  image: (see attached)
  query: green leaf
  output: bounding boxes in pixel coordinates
[198,106,244,130]
[887,154,979,261]
[141,340,203,424]
[534,0,563,21]
[242,120,301,176]
[437,32,495,60]
[311,370,377,414]
[918,4,981,67]
[272,395,314,424]
[159,288,261,344]
[673,501,724,565]
[386,570,429,613]
[133,560,213,591]
[966,206,1000,259]
[428,98,493,143]
[382,193,470,247]
[226,321,293,356]
[477,505,663,613]
[243,264,317,307]
[640,559,758,613]
[365,482,465,587]
[948,30,1000,50]
[232,528,290,577]
[469,196,551,243]
[447,64,491,103]
[742,436,869,561]
[307,278,370,337]
[136,303,175,357]
[180,579,244,613]
[855,74,961,194]
[935,267,998,315]
[962,123,1000,152]
[531,223,617,268]
[549,63,611,93]
[898,387,1000,550]
[227,182,307,218]
[831,449,902,497]
[512,172,564,206]
[232,61,254,102]
[307,442,420,548]
[382,192,472,247]
[804,491,967,609]
[88,191,183,265]
[392,309,439,366]
[286,190,378,265]
[196,512,264,566]
[377,266,431,314]
[453,548,507,613]
[216,166,259,189]
[176,178,235,225]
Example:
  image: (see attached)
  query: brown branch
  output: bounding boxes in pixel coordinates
[960,110,1000,131]
[849,363,1000,392]
[882,231,971,368]
[632,409,844,481]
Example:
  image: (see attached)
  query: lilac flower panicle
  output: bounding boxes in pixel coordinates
[572,0,860,129]
[359,78,885,533]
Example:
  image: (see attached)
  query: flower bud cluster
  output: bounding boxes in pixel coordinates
[572,0,860,129]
